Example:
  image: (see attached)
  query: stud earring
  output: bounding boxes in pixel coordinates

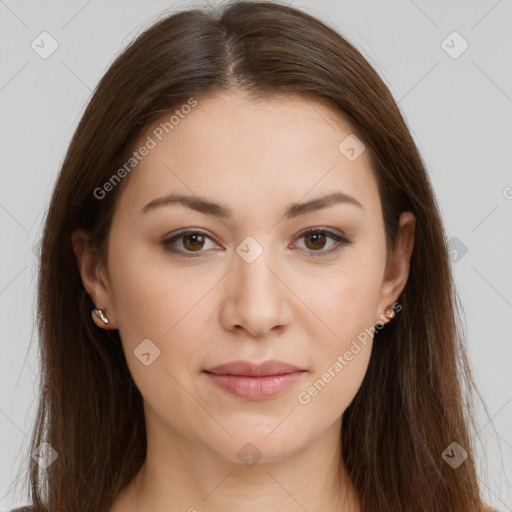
[92,308,109,324]
[376,305,396,327]
[384,305,396,319]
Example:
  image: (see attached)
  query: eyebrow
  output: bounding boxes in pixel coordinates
[140,190,363,219]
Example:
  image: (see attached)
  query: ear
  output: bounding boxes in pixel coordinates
[376,211,416,325]
[71,228,118,330]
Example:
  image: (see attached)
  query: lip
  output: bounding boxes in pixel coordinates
[203,359,307,400]
[204,359,304,376]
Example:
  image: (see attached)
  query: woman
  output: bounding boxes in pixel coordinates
[9,1,501,511]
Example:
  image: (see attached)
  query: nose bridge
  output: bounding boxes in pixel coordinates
[222,234,291,336]
[235,236,281,306]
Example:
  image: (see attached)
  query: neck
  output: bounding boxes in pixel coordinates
[113,416,360,512]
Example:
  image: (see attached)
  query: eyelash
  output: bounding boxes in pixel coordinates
[161,228,352,258]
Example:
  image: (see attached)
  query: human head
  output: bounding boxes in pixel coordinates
[30,2,485,511]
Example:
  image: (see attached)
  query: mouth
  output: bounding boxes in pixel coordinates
[203,359,307,399]
[204,359,305,376]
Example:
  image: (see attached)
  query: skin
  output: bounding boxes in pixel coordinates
[72,89,415,512]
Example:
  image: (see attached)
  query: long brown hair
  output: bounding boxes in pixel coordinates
[20,1,492,510]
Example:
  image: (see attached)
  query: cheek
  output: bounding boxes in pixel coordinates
[295,250,384,401]
[295,274,377,421]
[107,247,207,411]
[107,236,206,338]
[300,254,384,338]
[107,241,217,383]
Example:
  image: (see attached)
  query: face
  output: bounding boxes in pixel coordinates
[74,90,414,464]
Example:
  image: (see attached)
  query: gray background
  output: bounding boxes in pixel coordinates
[1,0,511,509]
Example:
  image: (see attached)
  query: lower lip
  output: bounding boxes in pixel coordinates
[204,371,306,399]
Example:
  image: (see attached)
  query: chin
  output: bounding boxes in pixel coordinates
[207,430,309,466]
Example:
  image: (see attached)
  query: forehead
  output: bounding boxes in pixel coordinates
[114,90,380,220]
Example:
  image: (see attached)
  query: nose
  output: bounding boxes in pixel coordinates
[219,247,293,339]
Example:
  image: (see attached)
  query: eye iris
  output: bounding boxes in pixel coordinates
[183,233,205,251]
[305,232,326,250]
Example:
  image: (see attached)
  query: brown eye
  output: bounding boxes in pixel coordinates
[182,233,206,251]
[162,230,218,257]
[294,228,352,257]
[304,231,327,251]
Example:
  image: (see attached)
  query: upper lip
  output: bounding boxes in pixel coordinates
[204,359,305,376]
